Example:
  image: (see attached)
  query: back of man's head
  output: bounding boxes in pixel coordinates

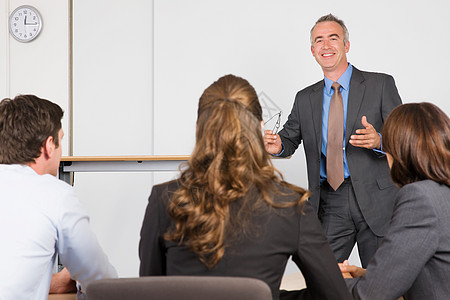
[0,95,64,164]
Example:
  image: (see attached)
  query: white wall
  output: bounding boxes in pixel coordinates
[71,0,155,277]
[1,0,70,154]
[72,0,153,156]
[2,0,449,278]
[0,1,7,96]
[154,0,450,178]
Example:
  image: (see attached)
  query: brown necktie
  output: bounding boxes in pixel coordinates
[327,82,344,191]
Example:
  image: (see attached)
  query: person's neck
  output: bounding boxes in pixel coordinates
[26,157,54,176]
[323,64,348,82]
[26,162,45,175]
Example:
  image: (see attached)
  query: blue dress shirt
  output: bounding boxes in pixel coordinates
[320,64,353,181]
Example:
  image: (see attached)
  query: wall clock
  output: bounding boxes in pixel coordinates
[9,5,43,42]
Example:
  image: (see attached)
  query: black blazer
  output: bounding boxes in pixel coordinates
[278,67,402,236]
[139,180,351,300]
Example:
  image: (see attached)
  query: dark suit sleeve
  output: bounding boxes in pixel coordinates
[380,75,402,122]
[290,202,352,300]
[139,185,167,276]
[347,184,439,299]
[278,91,304,157]
[377,74,402,155]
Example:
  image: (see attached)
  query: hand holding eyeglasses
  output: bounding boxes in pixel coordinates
[263,129,283,156]
[263,112,283,155]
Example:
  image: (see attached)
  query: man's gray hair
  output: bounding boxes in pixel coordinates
[310,14,349,45]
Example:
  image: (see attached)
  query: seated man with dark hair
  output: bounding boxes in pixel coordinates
[0,95,117,300]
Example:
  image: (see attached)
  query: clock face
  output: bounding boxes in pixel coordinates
[9,6,42,42]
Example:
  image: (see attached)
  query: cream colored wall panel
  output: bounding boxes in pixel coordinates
[0,0,8,98]
[72,0,155,277]
[7,0,70,155]
[72,0,153,156]
[73,172,154,277]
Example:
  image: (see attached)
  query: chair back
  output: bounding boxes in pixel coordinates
[86,276,273,300]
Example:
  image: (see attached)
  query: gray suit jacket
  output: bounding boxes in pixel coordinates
[346,180,450,300]
[278,67,402,236]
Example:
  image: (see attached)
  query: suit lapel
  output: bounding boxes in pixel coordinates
[310,81,324,154]
[346,68,365,146]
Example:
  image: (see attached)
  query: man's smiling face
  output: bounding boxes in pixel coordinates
[311,21,350,75]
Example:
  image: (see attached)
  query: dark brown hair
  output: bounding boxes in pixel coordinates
[0,95,64,164]
[165,75,310,268]
[382,102,450,187]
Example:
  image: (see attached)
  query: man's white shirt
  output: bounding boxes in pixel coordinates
[0,164,117,300]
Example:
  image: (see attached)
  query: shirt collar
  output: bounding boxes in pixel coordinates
[0,164,35,173]
[324,63,353,93]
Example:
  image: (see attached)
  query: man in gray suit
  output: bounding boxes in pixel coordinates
[264,14,402,267]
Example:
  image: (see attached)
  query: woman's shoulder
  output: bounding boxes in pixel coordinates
[148,180,181,207]
[397,180,450,211]
[271,182,307,202]
[400,180,449,196]
[152,179,180,193]
[264,182,313,216]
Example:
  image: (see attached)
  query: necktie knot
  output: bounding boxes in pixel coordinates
[332,82,341,92]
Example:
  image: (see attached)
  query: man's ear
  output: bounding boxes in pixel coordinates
[42,136,55,160]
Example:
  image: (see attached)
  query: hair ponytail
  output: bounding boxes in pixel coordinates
[165,75,310,268]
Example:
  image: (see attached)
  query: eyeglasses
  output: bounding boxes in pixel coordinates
[264,111,282,134]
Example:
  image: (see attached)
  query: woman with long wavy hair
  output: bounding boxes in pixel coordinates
[139,74,351,300]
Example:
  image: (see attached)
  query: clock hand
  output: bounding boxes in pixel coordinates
[24,15,27,25]
[24,17,38,25]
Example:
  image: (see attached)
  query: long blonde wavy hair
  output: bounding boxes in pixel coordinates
[165,74,310,268]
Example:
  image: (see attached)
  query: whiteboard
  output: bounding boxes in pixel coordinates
[154,0,450,159]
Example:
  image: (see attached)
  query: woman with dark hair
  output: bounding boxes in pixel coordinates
[340,102,450,300]
[139,74,351,300]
